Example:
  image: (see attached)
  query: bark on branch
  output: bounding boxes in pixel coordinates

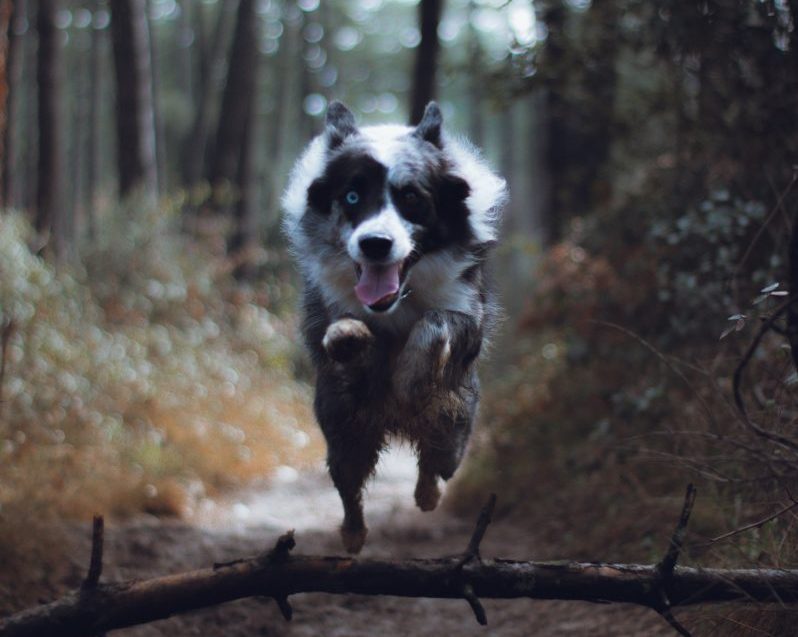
[3,491,798,637]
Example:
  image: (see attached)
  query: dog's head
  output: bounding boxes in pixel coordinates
[283,102,506,317]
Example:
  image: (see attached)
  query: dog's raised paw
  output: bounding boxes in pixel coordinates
[323,318,374,363]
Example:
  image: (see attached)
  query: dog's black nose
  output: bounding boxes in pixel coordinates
[359,235,393,261]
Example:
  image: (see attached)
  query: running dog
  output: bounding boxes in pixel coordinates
[282,101,506,553]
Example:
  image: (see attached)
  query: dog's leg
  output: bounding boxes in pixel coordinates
[414,395,476,511]
[314,322,383,553]
[394,310,482,405]
[325,430,382,553]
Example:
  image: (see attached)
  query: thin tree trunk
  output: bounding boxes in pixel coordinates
[466,1,483,147]
[70,26,91,243]
[36,0,67,256]
[86,3,106,238]
[0,0,15,208]
[228,81,259,279]
[181,0,237,187]
[409,0,443,124]
[206,0,257,190]
[22,1,36,211]
[109,0,158,202]
[540,0,567,243]
[1,0,20,209]
[145,0,164,196]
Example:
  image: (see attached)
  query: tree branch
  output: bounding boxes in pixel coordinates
[82,515,104,590]
[4,493,798,637]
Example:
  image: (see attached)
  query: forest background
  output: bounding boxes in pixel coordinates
[1,0,798,634]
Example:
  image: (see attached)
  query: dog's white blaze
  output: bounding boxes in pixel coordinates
[347,206,413,264]
[361,125,409,168]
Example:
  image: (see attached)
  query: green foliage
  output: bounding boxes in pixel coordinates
[456,1,798,575]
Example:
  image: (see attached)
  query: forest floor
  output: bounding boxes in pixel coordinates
[27,445,683,637]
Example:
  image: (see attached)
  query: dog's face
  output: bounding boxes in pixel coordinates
[283,102,506,322]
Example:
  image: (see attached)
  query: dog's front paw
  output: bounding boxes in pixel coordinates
[323,318,374,363]
[394,313,451,403]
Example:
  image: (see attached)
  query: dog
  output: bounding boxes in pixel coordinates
[282,101,506,553]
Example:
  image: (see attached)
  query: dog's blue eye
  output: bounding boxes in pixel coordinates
[345,191,359,205]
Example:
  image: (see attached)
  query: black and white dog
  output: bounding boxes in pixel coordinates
[283,101,506,553]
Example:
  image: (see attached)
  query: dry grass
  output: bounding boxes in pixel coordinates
[0,206,323,611]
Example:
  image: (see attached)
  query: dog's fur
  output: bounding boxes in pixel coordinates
[282,102,506,553]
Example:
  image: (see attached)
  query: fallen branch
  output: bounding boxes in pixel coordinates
[4,491,798,637]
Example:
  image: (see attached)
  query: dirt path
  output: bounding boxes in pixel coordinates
[61,446,673,636]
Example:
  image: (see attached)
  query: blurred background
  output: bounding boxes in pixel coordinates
[1,0,798,633]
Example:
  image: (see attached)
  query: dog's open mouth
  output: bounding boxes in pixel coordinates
[354,260,408,312]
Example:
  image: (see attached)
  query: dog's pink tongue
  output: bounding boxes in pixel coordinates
[355,263,400,306]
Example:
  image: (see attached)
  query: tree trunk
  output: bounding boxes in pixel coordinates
[22,1,36,212]
[36,0,67,256]
[109,0,158,202]
[540,0,568,244]
[181,0,238,187]
[145,0,163,196]
[409,0,443,125]
[228,82,259,280]
[206,0,257,191]
[0,0,15,208]
[466,1,483,147]
[86,3,107,238]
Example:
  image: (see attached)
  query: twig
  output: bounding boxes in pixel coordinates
[82,515,104,590]
[658,484,697,579]
[709,499,798,544]
[733,298,793,417]
[274,596,293,621]
[733,172,797,294]
[264,529,296,564]
[655,484,697,637]
[593,321,717,426]
[266,531,295,621]
[456,493,496,569]
[461,583,487,625]
[731,296,798,453]
[454,494,496,625]
[659,608,693,637]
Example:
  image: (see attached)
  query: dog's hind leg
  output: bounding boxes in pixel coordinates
[326,430,382,553]
[414,394,476,512]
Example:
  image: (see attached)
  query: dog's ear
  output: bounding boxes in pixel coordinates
[414,102,443,148]
[325,101,358,149]
[443,174,470,200]
[435,174,472,243]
